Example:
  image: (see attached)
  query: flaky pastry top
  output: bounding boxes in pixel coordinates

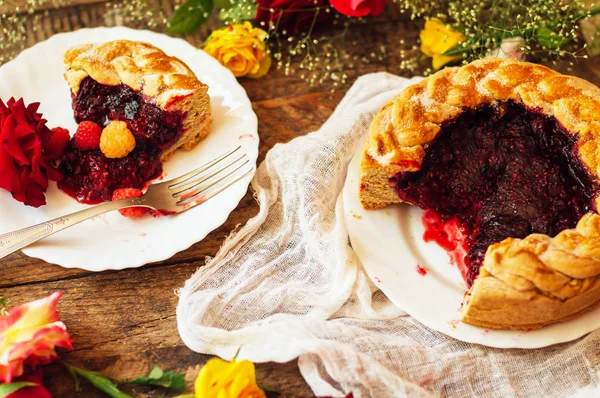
[363,58,600,181]
[482,212,600,302]
[64,40,205,108]
[360,58,600,328]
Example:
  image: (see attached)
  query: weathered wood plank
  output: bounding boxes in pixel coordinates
[0,0,106,14]
[6,248,314,396]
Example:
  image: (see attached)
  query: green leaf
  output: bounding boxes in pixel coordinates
[168,0,215,34]
[219,1,257,23]
[214,0,233,9]
[65,363,81,392]
[0,297,7,316]
[536,27,568,49]
[259,384,278,393]
[127,366,185,389]
[63,363,133,398]
[0,382,37,398]
[441,46,470,56]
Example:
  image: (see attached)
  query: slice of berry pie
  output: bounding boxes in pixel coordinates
[58,40,211,203]
[359,58,600,330]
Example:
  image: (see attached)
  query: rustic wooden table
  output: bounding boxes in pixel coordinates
[2,1,599,397]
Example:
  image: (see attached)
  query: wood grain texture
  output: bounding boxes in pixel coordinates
[1,1,599,397]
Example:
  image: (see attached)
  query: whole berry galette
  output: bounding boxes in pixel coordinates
[359,58,600,330]
[58,40,211,203]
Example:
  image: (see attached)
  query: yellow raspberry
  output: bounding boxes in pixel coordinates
[100,121,136,158]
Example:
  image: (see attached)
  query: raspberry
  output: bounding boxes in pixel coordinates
[100,121,136,158]
[112,188,148,218]
[75,121,102,151]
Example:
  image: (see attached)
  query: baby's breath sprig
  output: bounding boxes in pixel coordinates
[394,0,448,20]
[240,5,370,89]
[269,12,346,88]
[399,0,599,69]
[0,0,69,65]
[105,0,169,29]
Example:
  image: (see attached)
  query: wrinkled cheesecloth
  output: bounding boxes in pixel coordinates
[177,73,600,398]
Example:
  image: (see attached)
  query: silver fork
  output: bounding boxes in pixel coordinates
[0,146,253,260]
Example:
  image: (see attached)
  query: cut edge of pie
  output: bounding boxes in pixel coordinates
[359,57,600,330]
[63,40,212,162]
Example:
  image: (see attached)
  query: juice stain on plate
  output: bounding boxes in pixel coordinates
[416,264,428,276]
[422,209,470,281]
[447,319,460,329]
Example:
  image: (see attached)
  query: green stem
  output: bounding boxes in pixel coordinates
[574,6,600,21]
[64,363,133,398]
[0,382,37,397]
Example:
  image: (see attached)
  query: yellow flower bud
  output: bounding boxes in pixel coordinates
[420,18,466,70]
[194,358,266,398]
[204,22,271,79]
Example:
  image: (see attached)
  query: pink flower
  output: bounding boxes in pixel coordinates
[328,0,385,17]
[0,292,73,383]
[488,37,526,60]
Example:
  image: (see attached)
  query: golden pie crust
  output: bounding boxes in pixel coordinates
[359,58,600,330]
[64,40,212,161]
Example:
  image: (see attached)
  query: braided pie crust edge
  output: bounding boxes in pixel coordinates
[64,40,212,161]
[359,58,600,329]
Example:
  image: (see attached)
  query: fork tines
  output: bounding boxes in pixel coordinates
[170,146,253,206]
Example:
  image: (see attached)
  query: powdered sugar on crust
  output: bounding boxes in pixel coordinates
[359,58,600,330]
[64,40,206,109]
[415,92,435,109]
[367,147,395,165]
[361,58,600,180]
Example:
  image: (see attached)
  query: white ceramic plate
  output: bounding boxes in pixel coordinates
[343,141,600,348]
[0,27,258,271]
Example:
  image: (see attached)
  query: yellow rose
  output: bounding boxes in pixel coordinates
[194,357,266,398]
[204,22,271,79]
[420,18,466,70]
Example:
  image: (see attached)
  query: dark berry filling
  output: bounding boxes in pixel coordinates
[58,141,162,204]
[392,101,598,286]
[59,77,186,203]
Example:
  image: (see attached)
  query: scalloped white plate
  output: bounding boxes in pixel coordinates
[343,141,600,348]
[0,27,258,271]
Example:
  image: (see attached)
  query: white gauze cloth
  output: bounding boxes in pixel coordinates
[177,73,600,398]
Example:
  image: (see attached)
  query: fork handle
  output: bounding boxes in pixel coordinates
[0,197,143,260]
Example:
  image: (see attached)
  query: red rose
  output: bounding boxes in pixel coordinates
[255,0,335,34]
[6,369,53,398]
[328,0,385,16]
[0,98,69,207]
